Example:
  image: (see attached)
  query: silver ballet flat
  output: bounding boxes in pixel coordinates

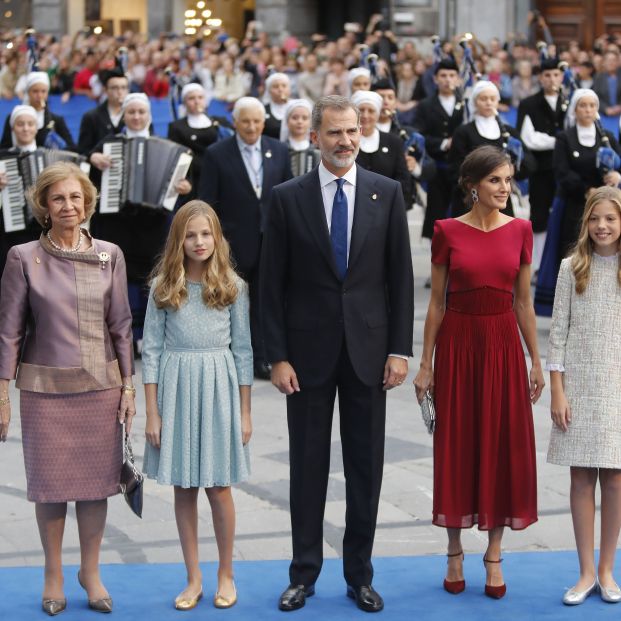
[562,580,597,606]
[598,577,621,603]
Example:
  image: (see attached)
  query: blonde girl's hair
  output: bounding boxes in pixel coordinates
[151,200,239,310]
[571,185,621,294]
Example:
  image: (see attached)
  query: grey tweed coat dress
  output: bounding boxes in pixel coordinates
[547,254,621,468]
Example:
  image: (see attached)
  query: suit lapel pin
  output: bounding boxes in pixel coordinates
[265,150,272,159]
[381,146,388,153]
[572,151,579,158]
[371,193,378,200]
[191,134,197,141]
[455,102,462,111]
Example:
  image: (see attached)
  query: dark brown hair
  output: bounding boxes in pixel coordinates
[458,145,512,207]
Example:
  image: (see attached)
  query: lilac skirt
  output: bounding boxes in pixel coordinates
[20,388,122,503]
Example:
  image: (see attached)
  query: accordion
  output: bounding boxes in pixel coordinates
[99,136,193,214]
[289,148,320,178]
[0,148,91,233]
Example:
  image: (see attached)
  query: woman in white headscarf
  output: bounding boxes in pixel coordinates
[88,93,191,353]
[279,98,320,176]
[348,67,372,94]
[448,80,533,217]
[167,83,233,199]
[534,88,621,316]
[1,71,76,150]
[352,89,414,208]
[263,72,291,139]
[0,105,42,278]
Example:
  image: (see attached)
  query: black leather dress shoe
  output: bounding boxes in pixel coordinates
[254,360,272,380]
[278,584,315,611]
[347,585,384,612]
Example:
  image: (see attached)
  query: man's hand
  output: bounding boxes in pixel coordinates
[271,361,301,395]
[382,356,408,391]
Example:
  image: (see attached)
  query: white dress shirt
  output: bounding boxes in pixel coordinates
[318,161,356,258]
[236,134,263,197]
[438,94,456,116]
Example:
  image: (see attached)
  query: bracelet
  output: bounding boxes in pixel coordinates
[121,385,136,395]
[0,397,9,406]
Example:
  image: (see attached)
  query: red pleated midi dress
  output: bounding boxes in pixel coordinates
[431,218,537,531]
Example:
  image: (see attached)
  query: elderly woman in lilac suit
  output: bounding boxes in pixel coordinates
[0,162,135,616]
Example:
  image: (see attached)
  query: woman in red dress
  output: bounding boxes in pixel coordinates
[414,145,545,599]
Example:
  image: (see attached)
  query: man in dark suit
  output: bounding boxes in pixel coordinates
[199,96,292,379]
[77,69,128,155]
[261,95,414,613]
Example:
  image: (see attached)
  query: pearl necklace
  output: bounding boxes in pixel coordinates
[46,230,83,253]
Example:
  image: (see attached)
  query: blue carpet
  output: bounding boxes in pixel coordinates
[1,551,620,620]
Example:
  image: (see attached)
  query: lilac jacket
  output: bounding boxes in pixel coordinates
[0,233,134,393]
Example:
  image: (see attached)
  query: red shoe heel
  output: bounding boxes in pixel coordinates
[443,550,466,594]
[483,556,506,599]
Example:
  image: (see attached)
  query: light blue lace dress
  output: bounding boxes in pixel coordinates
[142,279,252,488]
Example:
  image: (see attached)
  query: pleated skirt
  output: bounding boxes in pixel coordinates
[143,347,250,488]
[432,288,538,531]
[20,388,122,503]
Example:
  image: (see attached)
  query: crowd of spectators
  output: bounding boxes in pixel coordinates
[0,11,620,119]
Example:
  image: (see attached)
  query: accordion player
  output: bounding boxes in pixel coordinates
[0,148,90,234]
[99,135,193,214]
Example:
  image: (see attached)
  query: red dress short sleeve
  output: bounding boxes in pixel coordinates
[520,219,534,265]
[431,220,449,265]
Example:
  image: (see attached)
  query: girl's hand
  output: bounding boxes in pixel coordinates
[145,409,162,449]
[551,390,571,431]
[241,410,252,446]
[118,392,136,434]
[0,400,10,442]
[413,364,434,403]
[529,365,545,403]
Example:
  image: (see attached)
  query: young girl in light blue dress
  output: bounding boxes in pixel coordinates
[142,200,252,611]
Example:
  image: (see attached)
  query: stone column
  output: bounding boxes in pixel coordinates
[31,0,67,38]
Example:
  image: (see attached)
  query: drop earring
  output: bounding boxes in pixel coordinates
[471,188,479,203]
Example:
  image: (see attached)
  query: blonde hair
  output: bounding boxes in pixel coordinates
[28,161,97,228]
[151,200,239,310]
[571,185,621,294]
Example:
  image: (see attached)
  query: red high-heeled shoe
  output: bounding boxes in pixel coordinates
[483,556,506,599]
[443,550,466,594]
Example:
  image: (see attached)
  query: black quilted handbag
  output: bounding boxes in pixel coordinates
[120,428,144,518]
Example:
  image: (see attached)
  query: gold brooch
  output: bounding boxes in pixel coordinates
[98,251,110,269]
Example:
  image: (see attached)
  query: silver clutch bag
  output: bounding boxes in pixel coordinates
[420,390,436,434]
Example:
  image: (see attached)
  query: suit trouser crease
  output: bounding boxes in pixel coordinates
[287,342,386,587]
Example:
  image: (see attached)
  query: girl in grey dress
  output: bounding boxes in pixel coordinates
[142,201,252,611]
[547,186,621,606]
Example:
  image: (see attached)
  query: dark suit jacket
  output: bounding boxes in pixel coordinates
[198,134,292,276]
[1,108,76,151]
[260,165,414,388]
[77,102,125,155]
